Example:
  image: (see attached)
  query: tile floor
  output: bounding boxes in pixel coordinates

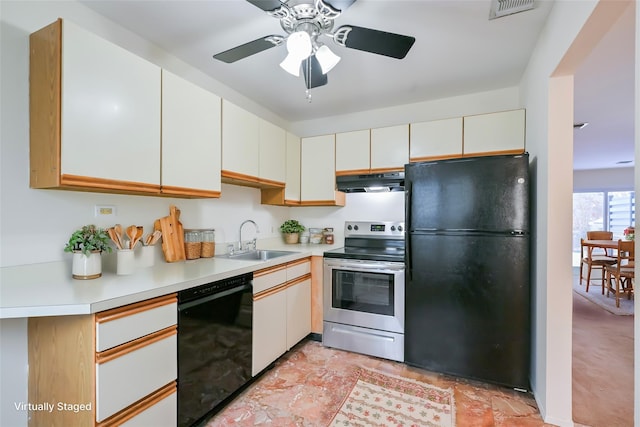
[205,340,554,426]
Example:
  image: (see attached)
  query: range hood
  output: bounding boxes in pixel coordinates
[336,172,405,193]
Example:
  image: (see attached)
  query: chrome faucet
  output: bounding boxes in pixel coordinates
[239,220,259,252]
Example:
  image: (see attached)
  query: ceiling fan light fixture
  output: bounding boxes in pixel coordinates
[315,44,341,74]
[280,31,313,76]
[280,54,303,76]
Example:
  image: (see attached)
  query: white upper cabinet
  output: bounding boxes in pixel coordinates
[221,100,260,178]
[161,70,221,197]
[301,134,344,205]
[285,132,301,203]
[30,19,162,194]
[259,119,286,184]
[410,117,463,162]
[370,125,409,171]
[463,109,525,156]
[336,129,370,174]
[61,20,161,186]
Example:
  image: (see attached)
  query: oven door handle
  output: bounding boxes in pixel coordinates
[328,263,404,274]
[178,283,252,311]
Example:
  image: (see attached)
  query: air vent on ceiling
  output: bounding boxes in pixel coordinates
[489,0,535,20]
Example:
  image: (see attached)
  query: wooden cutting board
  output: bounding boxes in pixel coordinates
[154,205,185,262]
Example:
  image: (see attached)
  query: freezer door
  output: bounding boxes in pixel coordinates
[405,233,530,389]
[405,154,529,232]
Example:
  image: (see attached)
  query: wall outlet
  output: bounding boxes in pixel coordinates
[95,205,116,217]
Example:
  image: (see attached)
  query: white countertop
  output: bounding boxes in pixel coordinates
[0,239,337,319]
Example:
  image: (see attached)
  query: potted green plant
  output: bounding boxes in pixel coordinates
[280,219,305,244]
[64,224,112,279]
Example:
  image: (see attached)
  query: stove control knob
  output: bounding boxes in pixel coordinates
[398,225,403,232]
[347,225,352,230]
[353,225,359,231]
[390,226,396,231]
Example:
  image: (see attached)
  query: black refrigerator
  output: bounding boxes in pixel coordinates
[404,153,530,390]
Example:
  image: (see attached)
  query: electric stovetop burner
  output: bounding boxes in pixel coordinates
[323,220,405,262]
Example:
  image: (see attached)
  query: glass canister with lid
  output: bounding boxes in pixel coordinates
[200,229,215,258]
[184,229,202,260]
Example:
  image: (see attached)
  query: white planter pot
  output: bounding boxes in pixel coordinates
[72,251,102,280]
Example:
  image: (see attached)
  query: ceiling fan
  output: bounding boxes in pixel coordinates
[213,0,416,90]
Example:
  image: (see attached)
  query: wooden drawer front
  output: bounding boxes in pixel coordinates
[119,385,176,427]
[96,295,177,352]
[287,259,311,281]
[98,382,176,427]
[253,265,287,294]
[96,329,177,422]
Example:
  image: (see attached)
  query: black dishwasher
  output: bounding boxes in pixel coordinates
[177,273,253,427]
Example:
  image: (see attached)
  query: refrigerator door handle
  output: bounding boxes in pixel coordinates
[405,179,412,281]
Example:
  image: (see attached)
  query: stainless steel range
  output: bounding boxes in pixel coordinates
[323,221,405,362]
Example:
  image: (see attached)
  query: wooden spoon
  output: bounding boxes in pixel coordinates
[114,224,125,249]
[126,225,137,249]
[107,227,123,250]
[131,226,144,249]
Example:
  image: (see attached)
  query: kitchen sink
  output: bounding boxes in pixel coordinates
[219,249,298,261]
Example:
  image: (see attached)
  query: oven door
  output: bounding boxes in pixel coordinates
[323,258,404,333]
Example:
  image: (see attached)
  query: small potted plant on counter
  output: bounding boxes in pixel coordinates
[280,219,305,244]
[64,224,112,279]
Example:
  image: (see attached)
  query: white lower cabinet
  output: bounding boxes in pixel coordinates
[28,294,177,426]
[252,258,312,376]
[252,285,288,376]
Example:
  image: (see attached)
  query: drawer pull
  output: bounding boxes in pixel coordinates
[97,381,176,427]
[96,326,176,364]
[96,294,177,324]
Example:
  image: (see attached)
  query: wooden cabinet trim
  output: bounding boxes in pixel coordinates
[336,169,371,176]
[30,19,62,189]
[60,174,161,194]
[160,186,221,198]
[253,282,288,301]
[96,381,176,427]
[222,170,285,189]
[286,273,312,288]
[461,148,525,157]
[287,257,311,268]
[368,167,404,174]
[96,294,177,324]
[254,264,287,278]
[96,326,176,364]
[410,154,460,163]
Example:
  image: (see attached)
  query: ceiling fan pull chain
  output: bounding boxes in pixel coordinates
[305,58,313,103]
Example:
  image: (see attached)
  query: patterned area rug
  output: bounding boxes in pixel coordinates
[328,368,455,427]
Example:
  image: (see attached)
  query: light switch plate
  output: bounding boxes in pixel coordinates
[95,205,116,217]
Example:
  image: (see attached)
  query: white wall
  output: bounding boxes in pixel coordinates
[520,0,634,425]
[573,167,635,191]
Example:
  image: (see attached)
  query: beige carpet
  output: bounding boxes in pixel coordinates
[572,288,634,426]
[573,277,634,315]
[328,367,455,427]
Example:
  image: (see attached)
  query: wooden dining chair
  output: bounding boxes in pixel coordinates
[580,231,616,294]
[605,239,635,307]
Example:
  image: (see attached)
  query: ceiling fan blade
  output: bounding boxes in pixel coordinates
[334,25,415,59]
[213,36,282,63]
[245,0,285,12]
[323,0,357,13]
[302,55,328,89]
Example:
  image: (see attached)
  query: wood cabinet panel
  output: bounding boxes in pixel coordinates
[410,117,463,162]
[370,125,409,171]
[30,19,162,195]
[161,70,221,197]
[259,119,286,183]
[336,129,370,174]
[286,276,311,349]
[301,135,344,205]
[95,329,177,422]
[252,289,287,375]
[221,100,260,178]
[463,109,525,156]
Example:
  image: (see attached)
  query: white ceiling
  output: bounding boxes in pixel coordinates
[80,0,635,171]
